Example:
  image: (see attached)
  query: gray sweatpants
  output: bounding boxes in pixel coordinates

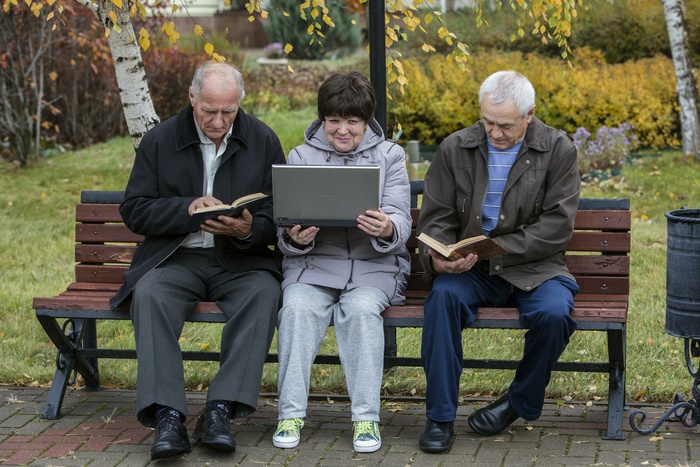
[276,283,389,421]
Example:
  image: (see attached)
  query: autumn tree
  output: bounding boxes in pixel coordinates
[0,3,57,165]
[662,0,700,161]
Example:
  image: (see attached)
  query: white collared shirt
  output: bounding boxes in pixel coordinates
[181,119,233,249]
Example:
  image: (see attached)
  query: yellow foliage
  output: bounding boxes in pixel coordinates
[393,49,679,149]
[139,33,150,51]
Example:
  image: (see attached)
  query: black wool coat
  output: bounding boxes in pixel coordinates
[110,105,286,309]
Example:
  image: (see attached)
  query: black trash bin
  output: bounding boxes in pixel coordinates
[665,208,700,339]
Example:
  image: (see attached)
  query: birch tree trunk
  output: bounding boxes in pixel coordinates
[72,0,159,150]
[662,0,700,161]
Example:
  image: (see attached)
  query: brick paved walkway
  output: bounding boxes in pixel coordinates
[0,385,699,466]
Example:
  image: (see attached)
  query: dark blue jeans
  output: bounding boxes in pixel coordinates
[421,267,579,422]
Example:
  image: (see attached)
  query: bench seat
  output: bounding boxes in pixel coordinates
[33,184,630,440]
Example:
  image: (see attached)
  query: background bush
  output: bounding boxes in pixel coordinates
[264,0,362,60]
[397,0,700,65]
[391,49,680,149]
[0,4,126,164]
[243,64,358,116]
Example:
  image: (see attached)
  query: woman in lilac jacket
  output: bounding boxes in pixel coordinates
[272,72,412,453]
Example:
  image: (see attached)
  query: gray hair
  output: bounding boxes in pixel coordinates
[479,71,535,117]
[191,61,246,104]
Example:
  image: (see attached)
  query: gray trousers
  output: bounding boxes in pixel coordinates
[276,283,388,422]
[130,248,280,427]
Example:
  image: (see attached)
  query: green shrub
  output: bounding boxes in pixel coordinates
[391,50,680,149]
[263,0,362,60]
[569,0,670,64]
[243,63,359,116]
[395,0,700,66]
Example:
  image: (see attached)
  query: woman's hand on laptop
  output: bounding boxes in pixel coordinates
[286,225,319,247]
[358,209,393,240]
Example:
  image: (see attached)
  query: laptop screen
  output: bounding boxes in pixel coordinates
[272,164,380,227]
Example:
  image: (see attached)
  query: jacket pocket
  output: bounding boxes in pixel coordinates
[456,192,473,226]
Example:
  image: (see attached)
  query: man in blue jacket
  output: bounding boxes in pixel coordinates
[110,62,285,460]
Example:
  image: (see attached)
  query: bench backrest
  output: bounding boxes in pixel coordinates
[73,186,631,304]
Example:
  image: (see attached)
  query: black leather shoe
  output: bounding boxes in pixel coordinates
[192,408,236,452]
[151,417,191,460]
[419,419,454,453]
[468,394,520,436]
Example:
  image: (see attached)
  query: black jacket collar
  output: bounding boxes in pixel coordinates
[174,104,252,152]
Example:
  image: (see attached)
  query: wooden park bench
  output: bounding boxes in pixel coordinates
[33,181,630,440]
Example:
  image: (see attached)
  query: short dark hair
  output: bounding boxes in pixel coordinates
[317,71,376,122]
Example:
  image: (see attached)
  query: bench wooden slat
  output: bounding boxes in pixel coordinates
[567,231,630,252]
[66,281,121,292]
[572,209,631,230]
[76,203,122,223]
[566,255,629,275]
[75,264,128,283]
[574,276,629,295]
[407,254,630,276]
[75,244,136,264]
[76,224,143,243]
[406,273,628,294]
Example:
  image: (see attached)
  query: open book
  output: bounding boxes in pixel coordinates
[417,232,506,261]
[181,192,270,233]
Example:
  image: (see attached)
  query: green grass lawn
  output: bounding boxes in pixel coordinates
[2,126,699,405]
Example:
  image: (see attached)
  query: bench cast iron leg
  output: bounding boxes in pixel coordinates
[603,327,626,440]
[35,315,101,419]
[384,326,398,370]
[81,318,101,392]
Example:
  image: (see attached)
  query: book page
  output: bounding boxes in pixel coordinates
[453,235,488,248]
[193,203,232,214]
[416,232,453,258]
[233,192,267,206]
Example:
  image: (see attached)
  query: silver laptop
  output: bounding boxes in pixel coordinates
[272,164,380,227]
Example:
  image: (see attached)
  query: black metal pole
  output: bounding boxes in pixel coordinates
[368,0,387,136]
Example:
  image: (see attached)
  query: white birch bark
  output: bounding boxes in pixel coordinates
[72,0,159,149]
[662,0,700,160]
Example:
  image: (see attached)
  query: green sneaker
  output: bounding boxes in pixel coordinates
[272,418,304,448]
[353,420,381,453]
